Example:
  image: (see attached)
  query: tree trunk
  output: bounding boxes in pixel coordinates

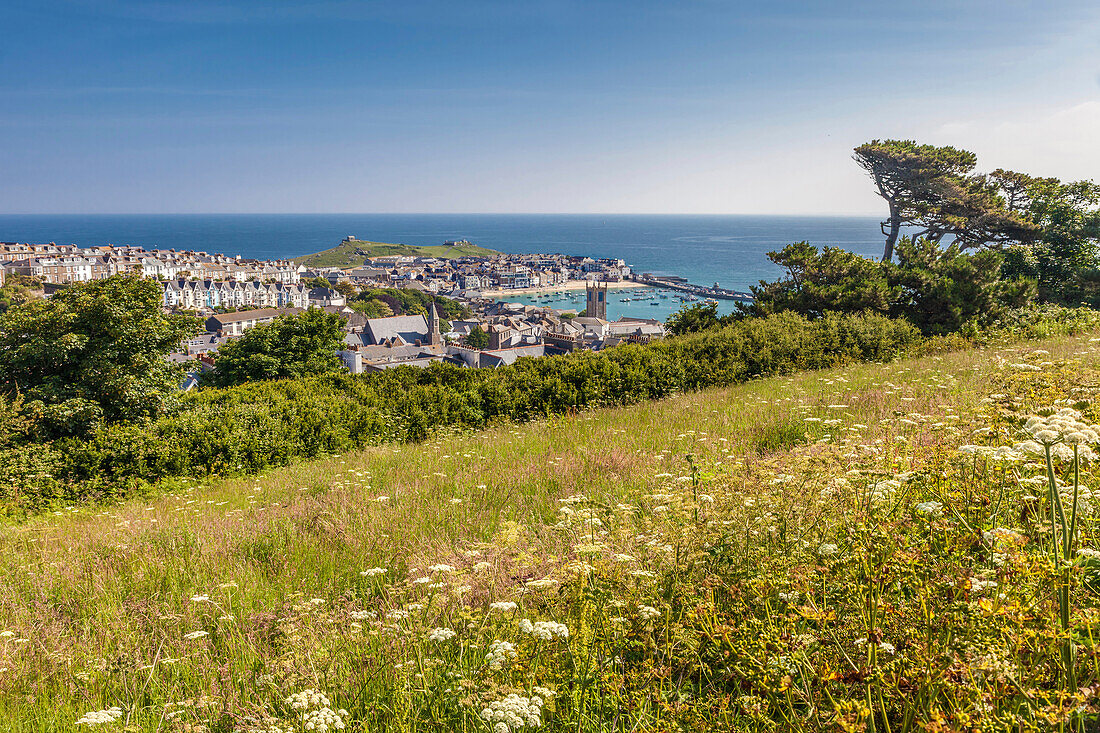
[883,202,901,262]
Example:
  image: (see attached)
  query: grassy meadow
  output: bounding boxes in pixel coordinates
[5,332,1100,731]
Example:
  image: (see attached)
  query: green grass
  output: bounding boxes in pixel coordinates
[295,239,498,268]
[4,334,1100,730]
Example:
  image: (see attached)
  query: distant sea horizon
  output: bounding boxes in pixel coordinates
[0,213,888,320]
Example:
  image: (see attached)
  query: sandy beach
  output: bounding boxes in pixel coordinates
[479,279,650,298]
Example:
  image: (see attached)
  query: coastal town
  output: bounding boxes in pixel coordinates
[0,238,675,377]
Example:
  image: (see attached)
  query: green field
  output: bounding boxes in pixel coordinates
[295,239,498,268]
[5,330,1100,730]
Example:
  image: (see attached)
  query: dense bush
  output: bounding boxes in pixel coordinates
[744,238,1036,334]
[1,311,919,515]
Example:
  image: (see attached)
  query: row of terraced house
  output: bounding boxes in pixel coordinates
[161,279,346,311]
[0,242,302,285]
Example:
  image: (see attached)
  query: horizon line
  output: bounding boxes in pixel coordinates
[0,211,885,218]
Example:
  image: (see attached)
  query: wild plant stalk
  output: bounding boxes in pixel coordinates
[1043,441,1079,694]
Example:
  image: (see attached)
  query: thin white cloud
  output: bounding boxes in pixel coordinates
[939,100,1100,181]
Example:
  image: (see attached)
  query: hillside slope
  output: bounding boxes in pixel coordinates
[296,238,497,268]
[4,334,1100,730]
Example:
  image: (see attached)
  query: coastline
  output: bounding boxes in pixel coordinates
[479,280,649,298]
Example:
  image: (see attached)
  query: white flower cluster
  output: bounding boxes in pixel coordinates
[359,567,387,576]
[75,706,124,725]
[524,578,558,590]
[489,601,518,612]
[427,627,457,642]
[519,619,569,641]
[915,501,943,516]
[637,605,661,622]
[301,706,347,732]
[287,689,331,711]
[869,479,901,505]
[982,527,1025,546]
[285,690,347,732]
[485,639,518,669]
[479,691,551,732]
[1017,409,1100,459]
[428,564,456,573]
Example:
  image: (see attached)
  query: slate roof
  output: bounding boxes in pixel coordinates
[363,314,430,346]
[478,344,547,368]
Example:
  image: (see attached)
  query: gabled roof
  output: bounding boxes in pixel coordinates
[208,308,297,325]
[478,344,547,368]
[363,314,429,346]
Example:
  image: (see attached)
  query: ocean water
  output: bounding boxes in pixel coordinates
[0,214,886,321]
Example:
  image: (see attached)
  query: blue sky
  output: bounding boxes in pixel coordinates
[1,0,1098,214]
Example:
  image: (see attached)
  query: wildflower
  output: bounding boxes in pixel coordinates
[427,627,457,642]
[521,619,569,641]
[982,527,1025,545]
[428,564,456,573]
[489,601,518,612]
[190,594,210,603]
[75,706,124,726]
[992,446,1024,462]
[0,631,14,638]
[818,543,838,556]
[970,578,998,594]
[412,577,432,585]
[637,605,661,622]
[629,569,657,579]
[360,567,387,576]
[915,501,943,516]
[485,640,518,669]
[878,641,896,655]
[473,561,492,573]
[286,690,348,733]
[524,578,558,590]
[183,630,209,640]
[612,553,636,562]
[1078,548,1100,560]
[480,693,545,731]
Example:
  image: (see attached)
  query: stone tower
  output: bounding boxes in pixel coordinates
[585,282,608,320]
[427,300,442,346]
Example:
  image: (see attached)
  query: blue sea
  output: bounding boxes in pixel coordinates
[0,214,885,321]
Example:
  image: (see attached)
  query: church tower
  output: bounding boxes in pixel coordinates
[585,282,608,320]
[427,300,442,346]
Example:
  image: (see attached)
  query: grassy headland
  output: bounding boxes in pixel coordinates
[295,239,497,268]
[5,330,1100,730]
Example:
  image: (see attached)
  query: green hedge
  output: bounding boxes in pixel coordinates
[2,311,923,515]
